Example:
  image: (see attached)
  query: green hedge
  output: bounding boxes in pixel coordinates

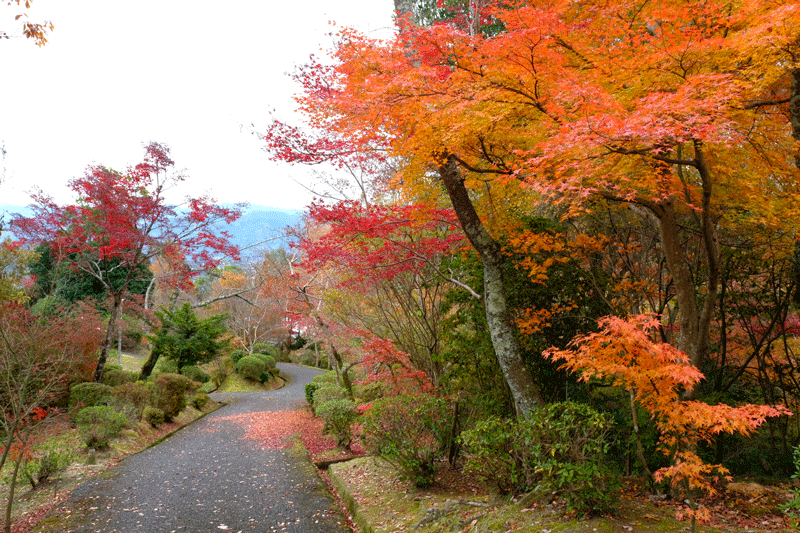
[234,355,266,381]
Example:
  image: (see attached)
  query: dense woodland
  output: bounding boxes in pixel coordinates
[1,0,800,530]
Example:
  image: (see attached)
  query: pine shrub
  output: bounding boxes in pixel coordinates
[101,363,139,387]
[180,365,210,383]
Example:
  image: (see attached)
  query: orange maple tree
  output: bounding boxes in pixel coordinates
[544,314,791,522]
[266,0,800,415]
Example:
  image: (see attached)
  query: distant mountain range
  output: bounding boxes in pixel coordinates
[222,206,303,258]
[1,204,304,261]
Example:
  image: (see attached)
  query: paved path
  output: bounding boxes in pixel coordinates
[58,364,350,533]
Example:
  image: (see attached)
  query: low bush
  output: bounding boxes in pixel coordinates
[75,406,127,448]
[316,398,358,449]
[253,343,278,357]
[230,349,247,364]
[150,373,195,421]
[234,355,267,381]
[101,363,139,387]
[312,372,338,385]
[143,406,165,427]
[180,365,210,383]
[254,353,277,370]
[361,393,453,488]
[154,357,179,375]
[22,447,73,489]
[209,356,234,388]
[312,383,349,412]
[69,382,113,411]
[197,381,217,394]
[353,381,385,403]
[461,401,618,516]
[111,381,151,420]
[191,392,210,410]
[305,382,319,406]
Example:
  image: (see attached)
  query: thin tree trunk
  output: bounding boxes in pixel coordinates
[630,388,654,486]
[3,448,23,533]
[438,154,542,416]
[94,294,122,382]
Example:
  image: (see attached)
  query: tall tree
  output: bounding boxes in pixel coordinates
[264,0,800,410]
[11,142,242,382]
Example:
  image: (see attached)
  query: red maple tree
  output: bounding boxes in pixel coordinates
[11,142,243,382]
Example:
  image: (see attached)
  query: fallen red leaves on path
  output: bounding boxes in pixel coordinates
[218,409,365,462]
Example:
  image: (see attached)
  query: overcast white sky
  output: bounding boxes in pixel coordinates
[0,0,395,210]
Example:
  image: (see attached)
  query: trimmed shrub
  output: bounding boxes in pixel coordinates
[312,372,338,385]
[150,373,195,421]
[69,382,113,410]
[460,402,618,517]
[316,398,358,449]
[101,363,138,387]
[143,406,165,427]
[361,393,453,488]
[312,383,349,407]
[253,343,278,357]
[191,392,210,410]
[230,349,247,364]
[305,382,319,406]
[254,353,277,370]
[180,365,209,383]
[112,381,151,419]
[75,406,127,448]
[234,355,266,381]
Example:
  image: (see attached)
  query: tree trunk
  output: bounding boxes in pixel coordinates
[94,294,122,383]
[438,154,542,416]
[636,151,718,393]
[3,448,23,533]
[138,347,161,381]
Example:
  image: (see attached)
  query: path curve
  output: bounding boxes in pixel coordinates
[55,363,350,533]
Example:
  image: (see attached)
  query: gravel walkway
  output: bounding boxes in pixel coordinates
[55,363,350,533]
